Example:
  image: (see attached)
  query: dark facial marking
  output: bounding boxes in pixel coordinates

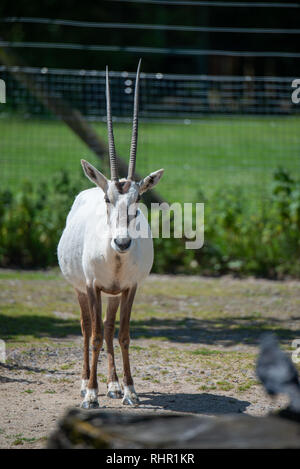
[115,181,131,194]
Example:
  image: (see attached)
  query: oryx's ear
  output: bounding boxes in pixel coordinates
[81,159,108,192]
[139,169,164,194]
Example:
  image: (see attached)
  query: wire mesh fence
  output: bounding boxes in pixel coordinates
[0,65,299,205]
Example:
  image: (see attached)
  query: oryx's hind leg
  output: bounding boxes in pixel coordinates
[104,296,122,399]
[119,286,140,406]
[76,289,91,398]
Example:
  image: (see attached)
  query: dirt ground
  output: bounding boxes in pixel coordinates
[0,271,299,449]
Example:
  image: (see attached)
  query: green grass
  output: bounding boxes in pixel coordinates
[189,348,221,356]
[1,116,299,202]
[1,269,300,348]
[12,436,37,445]
[60,363,75,370]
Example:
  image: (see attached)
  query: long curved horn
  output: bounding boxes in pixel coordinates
[128,59,142,181]
[106,66,118,181]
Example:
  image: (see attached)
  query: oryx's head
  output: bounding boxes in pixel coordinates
[81,60,164,254]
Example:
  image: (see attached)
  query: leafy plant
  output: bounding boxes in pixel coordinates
[0,168,299,278]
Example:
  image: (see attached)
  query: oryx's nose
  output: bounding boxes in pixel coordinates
[114,238,132,251]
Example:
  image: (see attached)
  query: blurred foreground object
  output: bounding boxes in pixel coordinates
[257,333,300,413]
[48,334,300,449]
[47,408,300,449]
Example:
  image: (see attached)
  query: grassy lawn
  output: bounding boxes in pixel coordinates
[1,116,299,203]
[1,269,299,350]
[1,269,299,393]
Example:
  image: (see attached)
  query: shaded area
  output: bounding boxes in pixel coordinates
[0,374,36,384]
[0,361,75,376]
[0,313,81,340]
[134,392,250,415]
[130,316,300,346]
[1,312,298,346]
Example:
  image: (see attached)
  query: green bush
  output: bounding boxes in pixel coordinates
[0,171,86,267]
[152,167,300,278]
[0,168,299,278]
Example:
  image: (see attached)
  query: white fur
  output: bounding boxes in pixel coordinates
[108,381,122,393]
[81,379,88,393]
[123,384,137,396]
[83,388,98,403]
[57,184,154,294]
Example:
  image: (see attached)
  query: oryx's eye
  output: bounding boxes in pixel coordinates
[104,195,110,204]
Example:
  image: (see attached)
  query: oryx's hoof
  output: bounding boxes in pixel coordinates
[107,381,122,399]
[122,395,140,406]
[107,389,122,399]
[122,385,140,406]
[81,388,99,409]
[81,400,99,409]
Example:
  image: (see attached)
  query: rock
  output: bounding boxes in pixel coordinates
[47,408,300,449]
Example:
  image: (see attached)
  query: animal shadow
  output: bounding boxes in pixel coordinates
[139,391,250,415]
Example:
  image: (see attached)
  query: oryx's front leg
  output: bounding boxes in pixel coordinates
[104,296,122,399]
[81,285,103,409]
[119,285,139,406]
[76,290,91,398]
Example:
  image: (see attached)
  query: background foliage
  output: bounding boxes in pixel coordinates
[1,167,299,278]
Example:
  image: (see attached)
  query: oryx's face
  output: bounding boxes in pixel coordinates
[105,179,140,253]
[81,161,164,254]
[81,59,164,253]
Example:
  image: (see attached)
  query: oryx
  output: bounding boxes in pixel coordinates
[57,61,164,408]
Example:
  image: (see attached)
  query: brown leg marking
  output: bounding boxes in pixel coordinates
[76,289,91,385]
[119,286,139,405]
[104,296,122,398]
[81,285,103,408]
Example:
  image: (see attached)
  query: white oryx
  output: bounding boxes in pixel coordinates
[57,61,164,409]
